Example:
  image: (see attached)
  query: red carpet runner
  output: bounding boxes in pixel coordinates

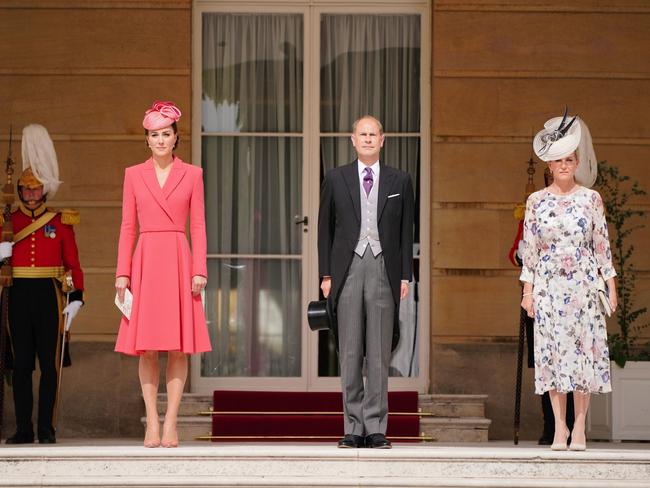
[211,390,420,442]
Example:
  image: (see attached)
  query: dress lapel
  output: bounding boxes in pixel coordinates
[140,159,175,222]
[162,157,187,200]
[377,163,395,221]
[342,161,361,223]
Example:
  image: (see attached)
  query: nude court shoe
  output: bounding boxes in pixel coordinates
[143,421,161,448]
[568,431,587,451]
[550,428,570,451]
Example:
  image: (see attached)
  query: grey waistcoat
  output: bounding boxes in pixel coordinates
[355,183,382,257]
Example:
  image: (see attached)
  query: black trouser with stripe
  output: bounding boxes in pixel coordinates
[9,278,61,437]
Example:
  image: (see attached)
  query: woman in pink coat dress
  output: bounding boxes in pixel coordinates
[115,101,211,448]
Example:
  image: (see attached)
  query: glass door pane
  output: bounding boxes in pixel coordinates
[200,12,304,379]
[320,14,421,133]
[202,13,303,133]
[202,258,302,377]
[318,13,421,378]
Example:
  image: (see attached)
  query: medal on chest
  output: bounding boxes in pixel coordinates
[44,224,57,239]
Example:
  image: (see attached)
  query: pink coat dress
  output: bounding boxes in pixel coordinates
[114,157,212,355]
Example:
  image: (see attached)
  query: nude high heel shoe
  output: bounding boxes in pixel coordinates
[161,422,179,448]
[143,419,161,448]
[551,428,569,451]
[569,430,587,451]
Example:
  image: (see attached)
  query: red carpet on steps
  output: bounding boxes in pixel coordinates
[211,391,420,442]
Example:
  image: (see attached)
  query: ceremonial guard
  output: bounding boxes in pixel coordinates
[1,124,84,444]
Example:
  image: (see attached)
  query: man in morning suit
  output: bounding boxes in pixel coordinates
[318,115,414,449]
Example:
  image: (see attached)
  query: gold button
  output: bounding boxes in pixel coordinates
[30,264,35,267]
[30,251,35,254]
[31,232,35,236]
[31,244,35,248]
[31,219,35,223]
[31,237,36,241]
[30,258,35,262]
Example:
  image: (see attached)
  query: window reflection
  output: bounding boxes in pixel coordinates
[202,259,302,377]
[202,13,303,133]
[202,136,302,255]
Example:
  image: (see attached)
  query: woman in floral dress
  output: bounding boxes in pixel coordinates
[520,111,617,451]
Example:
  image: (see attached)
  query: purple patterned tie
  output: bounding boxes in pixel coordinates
[363,167,374,196]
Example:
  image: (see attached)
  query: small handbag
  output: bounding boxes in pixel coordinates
[596,275,613,317]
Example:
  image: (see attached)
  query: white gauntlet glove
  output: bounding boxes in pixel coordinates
[63,300,83,331]
[0,241,13,260]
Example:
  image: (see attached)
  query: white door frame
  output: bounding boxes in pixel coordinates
[191,0,430,395]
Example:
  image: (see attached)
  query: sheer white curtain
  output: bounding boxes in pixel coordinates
[319,14,421,378]
[202,13,303,133]
[320,14,420,134]
[201,13,303,377]
[320,14,420,175]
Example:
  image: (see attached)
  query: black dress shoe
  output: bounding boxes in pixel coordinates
[5,432,34,444]
[337,434,365,448]
[38,429,57,444]
[365,433,391,449]
[38,433,56,444]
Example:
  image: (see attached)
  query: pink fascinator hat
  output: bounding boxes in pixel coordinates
[142,100,182,131]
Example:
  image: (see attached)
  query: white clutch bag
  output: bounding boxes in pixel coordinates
[596,276,612,317]
[114,288,133,320]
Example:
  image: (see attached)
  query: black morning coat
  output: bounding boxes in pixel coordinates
[317,161,415,351]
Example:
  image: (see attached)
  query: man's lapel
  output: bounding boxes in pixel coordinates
[377,163,395,221]
[342,161,361,222]
[140,160,175,222]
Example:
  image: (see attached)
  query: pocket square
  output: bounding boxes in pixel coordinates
[387,193,400,199]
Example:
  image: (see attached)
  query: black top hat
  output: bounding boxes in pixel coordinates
[307,299,332,331]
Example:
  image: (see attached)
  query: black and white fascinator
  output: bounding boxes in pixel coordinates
[533,107,597,188]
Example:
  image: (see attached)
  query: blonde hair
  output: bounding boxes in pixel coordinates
[352,115,384,134]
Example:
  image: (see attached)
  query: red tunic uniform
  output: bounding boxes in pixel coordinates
[10,204,84,291]
[6,202,83,441]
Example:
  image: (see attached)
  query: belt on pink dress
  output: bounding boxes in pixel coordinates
[139,227,185,233]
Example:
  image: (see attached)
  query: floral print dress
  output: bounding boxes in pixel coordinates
[520,186,616,394]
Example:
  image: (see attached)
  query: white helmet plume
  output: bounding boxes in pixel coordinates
[21,124,62,198]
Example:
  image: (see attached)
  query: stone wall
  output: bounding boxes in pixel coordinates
[430,0,650,439]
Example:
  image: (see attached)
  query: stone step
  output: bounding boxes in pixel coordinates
[159,416,492,443]
[157,393,487,418]
[2,442,649,487]
[141,415,213,442]
[421,416,491,442]
[151,393,491,442]
[156,393,213,417]
[419,394,487,418]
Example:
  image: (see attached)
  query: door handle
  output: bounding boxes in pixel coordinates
[295,215,308,233]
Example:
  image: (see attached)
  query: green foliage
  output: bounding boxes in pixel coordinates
[596,161,649,367]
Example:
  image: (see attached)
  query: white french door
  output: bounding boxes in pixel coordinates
[191,0,430,394]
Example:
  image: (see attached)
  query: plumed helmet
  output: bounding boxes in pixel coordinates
[21,124,62,197]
